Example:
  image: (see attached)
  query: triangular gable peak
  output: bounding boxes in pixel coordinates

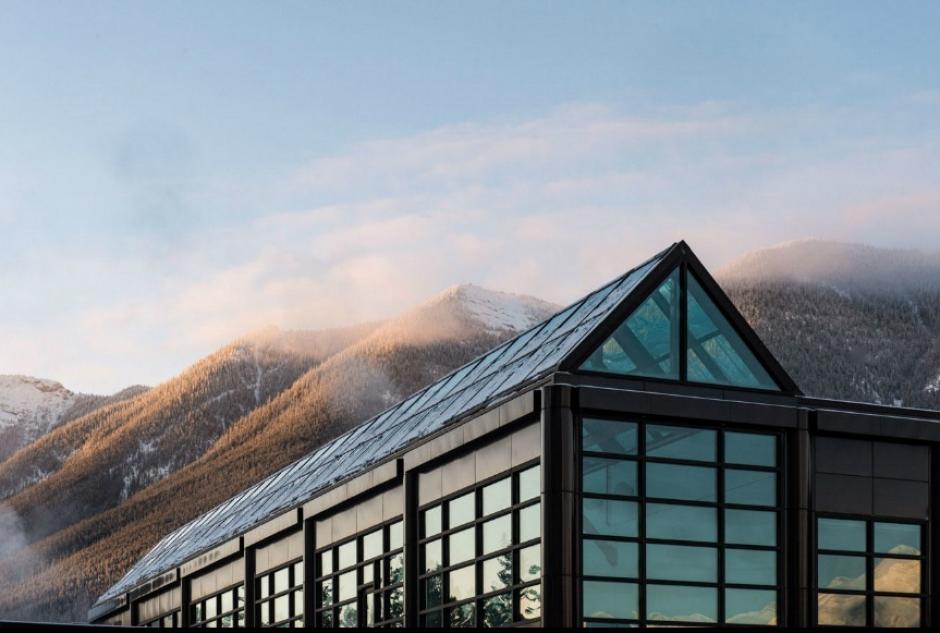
[562,241,801,395]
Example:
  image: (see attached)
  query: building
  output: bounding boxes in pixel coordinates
[90,241,940,628]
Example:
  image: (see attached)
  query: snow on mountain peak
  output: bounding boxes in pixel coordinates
[440,283,560,333]
[0,375,77,431]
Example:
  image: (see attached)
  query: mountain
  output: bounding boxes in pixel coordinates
[0,376,147,464]
[718,239,940,409]
[0,284,558,622]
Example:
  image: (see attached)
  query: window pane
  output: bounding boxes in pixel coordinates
[363,529,383,561]
[422,575,442,609]
[580,270,680,380]
[482,554,512,593]
[519,465,540,502]
[388,552,404,585]
[338,603,357,628]
[726,509,776,546]
[274,594,290,623]
[686,273,779,391]
[647,584,717,623]
[646,544,716,583]
[449,602,474,627]
[519,544,541,582]
[423,506,442,537]
[583,457,637,496]
[274,567,291,593]
[338,541,356,569]
[583,539,637,579]
[423,539,442,573]
[874,596,920,628]
[518,585,542,621]
[874,522,921,555]
[725,589,777,625]
[448,492,475,528]
[818,592,866,626]
[448,565,476,602]
[582,581,639,620]
[582,419,638,455]
[482,514,512,554]
[646,463,716,502]
[482,478,512,515]
[726,548,777,586]
[221,590,233,613]
[874,558,920,594]
[725,469,776,506]
[646,425,716,462]
[338,570,357,601]
[449,527,476,565]
[583,499,638,537]
[481,593,513,627]
[818,555,866,590]
[725,432,776,467]
[318,550,333,577]
[818,518,866,551]
[646,503,716,542]
[293,562,304,586]
[318,580,333,607]
[519,503,540,542]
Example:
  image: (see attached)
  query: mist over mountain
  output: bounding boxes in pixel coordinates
[719,239,940,409]
[0,284,557,622]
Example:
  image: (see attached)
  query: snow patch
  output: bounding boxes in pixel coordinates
[926,372,940,394]
[0,375,77,433]
[445,284,559,333]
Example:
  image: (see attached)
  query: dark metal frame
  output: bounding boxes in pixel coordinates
[415,459,542,628]
[254,557,305,628]
[577,413,786,628]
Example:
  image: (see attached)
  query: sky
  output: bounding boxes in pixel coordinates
[1,0,939,393]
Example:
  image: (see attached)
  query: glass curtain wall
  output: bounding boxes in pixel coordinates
[256,560,305,627]
[581,418,781,626]
[190,585,245,628]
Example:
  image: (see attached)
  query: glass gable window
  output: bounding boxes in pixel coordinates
[418,463,541,627]
[816,518,924,627]
[580,269,680,380]
[686,273,778,390]
[579,266,782,392]
[190,585,245,628]
[581,418,780,627]
[315,519,404,628]
[256,560,304,628]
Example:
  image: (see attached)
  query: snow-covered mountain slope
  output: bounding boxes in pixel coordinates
[440,283,560,333]
[0,376,146,463]
[718,240,940,409]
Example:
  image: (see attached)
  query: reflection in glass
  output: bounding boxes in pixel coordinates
[582,419,639,455]
[583,499,638,538]
[338,570,356,601]
[448,602,475,628]
[483,514,512,554]
[817,518,865,552]
[725,589,776,625]
[583,457,637,496]
[725,509,775,546]
[519,544,541,582]
[318,580,333,607]
[725,469,776,506]
[274,594,289,623]
[874,522,921,556]
[389,521,403,550]
[646,463,716,501]
[646,425,716,461]
[449,527,476,564]
[519,465,540,502]
[874,558,920,594]
[449,493,475,528]
[483,478,512,515]
[818,555,866,590]
[519,503,540,542]
[518,585,542,620]
[424,506,442,537]
[817,592,865,626]
[582,581,638,620]
[647,584,717,623]
[873,596,920,628]
[725,548,776,586]
[646,543,716,582]
[422,575,442,609]
[338,541,356,569]
[583,539,637,579]
[363,529,383,561]
[338,603,357,628]
[725,432,776,467]
[481,593,512,627]
[646,503,716,542]
[319,550,333,577]
[423,539,442,573]
[448,565,476,602]
[482,555,512,593]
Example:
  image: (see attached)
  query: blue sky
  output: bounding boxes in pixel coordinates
[2,1,939,392]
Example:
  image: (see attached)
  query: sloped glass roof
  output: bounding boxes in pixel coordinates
[95,245,675,606]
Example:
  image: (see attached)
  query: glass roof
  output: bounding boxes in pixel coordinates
[94,245,674,607]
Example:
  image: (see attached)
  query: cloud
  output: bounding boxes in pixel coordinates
[3,99,940,393]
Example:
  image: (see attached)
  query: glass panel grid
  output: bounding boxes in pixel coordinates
[314,518,405,628]
[581,420,781,627]
[190,585,245,628]
[815,517,924,628]
[418,462,542,627]
[256,559,304,628]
